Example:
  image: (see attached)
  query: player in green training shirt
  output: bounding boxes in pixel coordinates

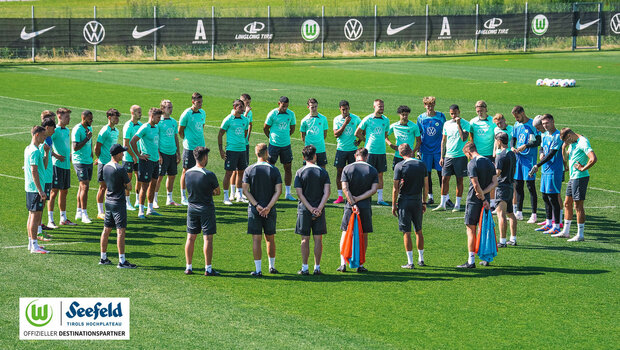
[95,108,120,220]
[300,98,329,169]
[25,126,49,253]
[48,108,74,227]
[155,99,181,208]
[264,96,296,201]
[356,99,391,206]
[386,105,421,170]
[230,94,253,202]
[179,92,206,205]
[332,100,362,204]
[72,110,94,224]
[219,99,249,205]
[123,105,143,210]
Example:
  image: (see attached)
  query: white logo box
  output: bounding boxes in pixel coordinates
[20,298,130,340]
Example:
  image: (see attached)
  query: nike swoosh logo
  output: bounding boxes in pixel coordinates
[20,26,56,40]
[132,25,165,39]
[386,22,415,36]
[576,18,600,30]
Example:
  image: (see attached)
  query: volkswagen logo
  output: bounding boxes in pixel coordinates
[344,19,363,41]
[244,21,265,34]
[83,20,105,45]
[427,126,437,136]
[484,18,503,29]
[611,13,620,35]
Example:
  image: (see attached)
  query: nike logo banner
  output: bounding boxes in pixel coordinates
[386,22,415,35]
[575,18,600,31]
[132,25,165,39]
[20,26,55,40]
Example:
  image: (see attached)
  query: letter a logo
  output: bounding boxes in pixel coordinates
[440,17,451,38]
[195,20,206,40]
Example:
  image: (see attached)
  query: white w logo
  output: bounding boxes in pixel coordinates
[83,21,105,45]
[344,19,363,41]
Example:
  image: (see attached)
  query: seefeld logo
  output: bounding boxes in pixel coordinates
[244,21,265,34]
[25,300,53,327]
[344,19,363,41]
[531,14,549,36]
[477,17,509,35]
[301,20,320,42]
[611,14,620,34]
[65,301,123,320]
[83,21,105,45]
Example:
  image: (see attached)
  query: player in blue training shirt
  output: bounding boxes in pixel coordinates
[417,96,446,205]
[510,106,541,223]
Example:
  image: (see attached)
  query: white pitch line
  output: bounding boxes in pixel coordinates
[585,206,618,209]
[276,228,295,231]
[0,131,30,137]
[590,187,620,194]
[446,216,464,220]
[2,241,86,249]
[0,173,22,180]
[0,95,108,114]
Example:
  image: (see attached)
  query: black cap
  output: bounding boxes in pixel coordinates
[110,144,128,156]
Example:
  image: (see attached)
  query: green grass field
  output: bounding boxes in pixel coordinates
[0,52,619,349]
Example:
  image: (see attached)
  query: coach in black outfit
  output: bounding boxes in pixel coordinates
[294,145,331,276]
[338,147,378,273]
[391,144,428,269]
[243,143,283,277]
[184,146,221,276]
[99,144,135,269]
[459,142,497,269]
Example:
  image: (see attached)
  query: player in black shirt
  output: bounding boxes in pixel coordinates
[459,142,497,268]
[99,144,134,268]
[391,144,428,269]
[243,143,283,277]
[184,147,221,276]
[294,145,331,275]
[338,148,379,273]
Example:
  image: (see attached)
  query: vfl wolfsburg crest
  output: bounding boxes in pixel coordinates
[532,14,549,36]
[301,20,320,42]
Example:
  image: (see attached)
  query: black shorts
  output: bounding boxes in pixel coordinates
[303,152,327,167]
[398,198,423,233]
[138,159,159,183]
[245,144,250,165]
[44,183,52,198]
[247,206,277,235]
[566,177,589,201]
[225,150,248,171]
[74,163,93,182]
[340,206,373,233]
[26,192,44,212]
[464,201,484,226]
[442,156,468,177]
[52,166,71,190]
[495,186,514,214]
[367,153,387,173]
[392,156,404,170]
[123,161,139,174]
[333,150,356,168]
[104,202,127,229]
[182,149,196,169]
[187,209,217,235]
[268,144,293,165]
[295,208,327,236]
[159,153,178,176]
[97,162,105,182]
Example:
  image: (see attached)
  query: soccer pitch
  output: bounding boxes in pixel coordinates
[1,52,619,348]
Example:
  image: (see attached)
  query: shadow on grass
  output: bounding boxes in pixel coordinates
[518,244,619,254]
[50,248,177,259]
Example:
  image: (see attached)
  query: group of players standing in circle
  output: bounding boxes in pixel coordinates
[23,93,597,274]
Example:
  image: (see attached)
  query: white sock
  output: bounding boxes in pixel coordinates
[167,192,173,202]
[406,251,414,265]
[268,257,275,269]
[377,189,384,201]
[32,240,40,250]
[37,225,42,234]
[181,189,187,200]
[440,195,448,206]
[254,259,262,273]
[135,193,140,202]
[314,264,320,271]
[340,255,346,265]
[126,196,131,205]
[101,252,107,260]
[97,202,104,214]
[490,199,496,207]
[76,207,82,216]
[285,186,291,195]
[154,192,158,202]
[138,205,145,215]
[147,203,154,211]
[418,249,424,262]
[468,252,475,264]
[119,254,126,263]
[510,235,517,243]
[301,264,309,272]
[428,193,434,200]
[206,265,212,273]
[231,185,236,194]
[553,223,560,229]
[82,209,88,218]
[546,219,552,226]
[562,220,572,234]
[516,211,523,217]
[500,237,507,244]
[60,211,67,221]
[513,204,519,213]
[560,210,564,222]
[48,211,54,223]
[237,188,243,198]
[577,223,584,238]
[186,264,192,271]
[338,189,343,197]
[28,238,34,251]
[455,197,462,208]
[223,190,229,201]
